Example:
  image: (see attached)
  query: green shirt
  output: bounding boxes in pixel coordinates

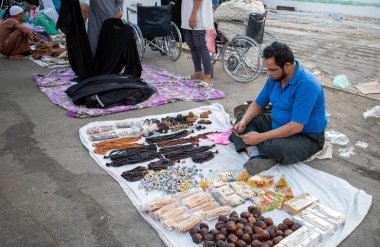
[32,13,58,35]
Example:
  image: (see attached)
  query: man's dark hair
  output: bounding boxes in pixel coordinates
[263,42,295,68]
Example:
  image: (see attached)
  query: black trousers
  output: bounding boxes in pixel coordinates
[229,113,325,164]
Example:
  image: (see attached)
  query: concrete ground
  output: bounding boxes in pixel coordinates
[0,11,379,247]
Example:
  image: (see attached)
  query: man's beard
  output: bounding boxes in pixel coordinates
[273,69,287,82]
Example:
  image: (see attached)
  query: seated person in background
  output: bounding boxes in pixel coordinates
[229,42,327,175]
[0,6,40,59]
[31,8,59,35]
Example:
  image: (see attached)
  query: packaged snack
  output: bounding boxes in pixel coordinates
[182,194,212,209]
[283,193,319,215]
[229,182,256,200]
[251,194,275,212]
[160,206,188,222]
[191,201,218,213]
[218,171,237,182]
[294,210,334,235]
[279,225,320,247]
[248,175,274,188]
[175,216,203,233]
[144,198,174,212]
[214,185,235,196]
[200,177,209,192]
[305,203,345,228]
[209,178,226,188]
[150,203,177,221]
[162,213,192,230]
[237,168,250,182]
[172,188,199,201]
[202,206,233,221]
[87,125,114,134]
[265,190,286,209]
[274,175,289,189]
[89,131,118,141]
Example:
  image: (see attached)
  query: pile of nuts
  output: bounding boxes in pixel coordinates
[189,206,301,247]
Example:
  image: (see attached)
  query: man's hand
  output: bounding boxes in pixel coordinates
[234,120,247,134]
[189,13,197,29]
[240,131,265,146]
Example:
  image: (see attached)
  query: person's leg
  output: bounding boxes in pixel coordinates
[258,132,325,164]
[3,30,30,59]
[229,113,273,152]
[183,29,203,80]
[191,30,213,84]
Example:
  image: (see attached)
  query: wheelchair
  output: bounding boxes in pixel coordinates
[211,12,276,83]
[126,3,182,62]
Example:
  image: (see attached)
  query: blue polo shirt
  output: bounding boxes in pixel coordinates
[255,60,327,134]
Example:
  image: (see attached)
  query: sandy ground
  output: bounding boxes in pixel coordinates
[0,10,379,247]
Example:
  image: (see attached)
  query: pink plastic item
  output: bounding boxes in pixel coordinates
[204,128,232,145]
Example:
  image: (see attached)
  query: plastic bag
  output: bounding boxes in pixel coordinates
[363,105,380,119]
[325,130,349,145]
[333,74,350,89]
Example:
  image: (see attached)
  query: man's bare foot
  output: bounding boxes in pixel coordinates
[9,55,28,60]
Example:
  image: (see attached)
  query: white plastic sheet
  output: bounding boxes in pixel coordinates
[79,104,372,247]
[363,105,380,119]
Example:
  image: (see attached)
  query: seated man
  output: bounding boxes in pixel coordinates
[230,42,327,175]
[0,6,40,59]
[31,8,59,35]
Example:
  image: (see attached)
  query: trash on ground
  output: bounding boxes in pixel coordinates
[354,81,380,95]
[339,146,355,158]
[355,141,368,149]
[333,74,350,89]
[325,130,349,145]
[363,105,380,119]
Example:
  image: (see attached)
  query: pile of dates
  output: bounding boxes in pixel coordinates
[189,206,301,247]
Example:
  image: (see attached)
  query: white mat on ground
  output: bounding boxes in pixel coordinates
[29,56,70,68]
[79,103,372,247]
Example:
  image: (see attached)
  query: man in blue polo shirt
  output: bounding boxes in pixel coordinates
[230,42,327,175]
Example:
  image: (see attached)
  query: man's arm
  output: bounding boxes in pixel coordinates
[241,121,304,146]
[189,0,202,29]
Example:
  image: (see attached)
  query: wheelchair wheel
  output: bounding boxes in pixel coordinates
[260,32,276,74]
[130,23,145,61]
[221,36,263,83]
[164,22,182,62]
[261,32,276,51]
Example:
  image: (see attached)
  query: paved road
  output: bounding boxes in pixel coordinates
[1,14,379,246]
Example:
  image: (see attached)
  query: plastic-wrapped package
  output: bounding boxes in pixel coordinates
[172,188,199,201]
[294,210,334,237]
[144,198,174,212]
[218,171,237,182]
[160,206,188,222]
[162,213,192,230]
[175,216,203,233]
[265,190,286,209]
[89,131,119,142]
[116,120,143,129]
[279,225,320,247]
[283,193,319,215]
[183,194,213,209]
[251,194,274,212]
[248,175,274,188]
[150,203,177,221]
[190,201,218,213]
[305,203,346,227]
[86,125,114,134]
[202,206,233,221]
[229,182,256,199]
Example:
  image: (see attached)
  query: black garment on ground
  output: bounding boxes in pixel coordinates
[95,19,142,78]
[229,113,325,164]
[66,74,156,108]
[56,0,98,80]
